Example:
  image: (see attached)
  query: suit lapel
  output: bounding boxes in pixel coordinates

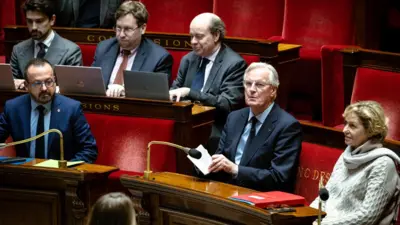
[239,104,279,166]
[229,109,249,162]
[131,39,146,71]
[48,95,62,158]
[185,56,201,87]
[21,95,32,150]
[102,38,120,86]
[20,39,34,63]
[203,45,226,93]
[45,33,67,65]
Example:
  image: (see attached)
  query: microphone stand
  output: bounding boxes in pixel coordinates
[144,141,200,180]
[0,129,66,168]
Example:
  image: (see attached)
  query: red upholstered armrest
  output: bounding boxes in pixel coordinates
[78,44,97,66]
[240,54,260,65]
[295,142,342,204]
[268,36,284,42]
[0,137,16,157]
[321,45,358,127]
[168,50,189,85]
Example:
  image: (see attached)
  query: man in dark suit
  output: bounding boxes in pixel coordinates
[0,58,98,163]
[170,13,247,153]
[202,62,302,192]
[11,0,82,88]
[56,0,122,28]
[92,1,173,97]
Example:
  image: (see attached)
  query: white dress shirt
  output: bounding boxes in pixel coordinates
[109,47,138,85]
[34,30,55,58]
[201,46,221,92]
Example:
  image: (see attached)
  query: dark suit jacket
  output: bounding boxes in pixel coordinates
[92,37,173,87]
[10,31,83,79]
[0,94,98,163]
[171,44,247,152]
[203,104,302,192]
[56,0,122,28]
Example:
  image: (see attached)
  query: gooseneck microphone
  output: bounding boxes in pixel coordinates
[318,178,330,225]
[0,129,67,168]
[144,141,202,179]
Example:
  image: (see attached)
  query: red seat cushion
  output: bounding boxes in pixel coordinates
[351,68,400,140]
[295,142,342,204]
[85,113,176,172]
[213,0,284,39]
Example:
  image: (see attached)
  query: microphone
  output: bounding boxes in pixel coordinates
[0,129,67,168]
[318,177,330,225]
[144,141,202,179]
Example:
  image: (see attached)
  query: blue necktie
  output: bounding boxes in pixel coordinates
[191,58,210,91]
[243,117,258,153]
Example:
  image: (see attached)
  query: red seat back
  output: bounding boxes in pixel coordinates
[78,44,97,66]
[213,0,284,39]
[295,142,342,204]
[142,0,213,33]
[85,113,176,172]
[351,67,400,140]
[282,0,356,57]
[0,137,16,157]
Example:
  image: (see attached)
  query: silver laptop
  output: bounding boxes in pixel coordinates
[123,71,170,101]
[55,65,106,96]
[0,64,16,90]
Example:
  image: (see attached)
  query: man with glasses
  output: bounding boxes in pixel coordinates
[196,63,302,192]
[11,0,82,89]
[92,1,173,97]
[169,13,247,154]
[0,58,98,163]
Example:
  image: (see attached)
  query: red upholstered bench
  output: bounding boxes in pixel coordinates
[78,44,97,66]
[85,113,176,191]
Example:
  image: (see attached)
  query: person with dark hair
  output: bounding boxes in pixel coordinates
[0,58,97,163]
[11,0,82,88]
[310,101,400,225]
[87,192,136,225]
[169,13,247,154]
[92,1,173,98]
[56,0,123,28]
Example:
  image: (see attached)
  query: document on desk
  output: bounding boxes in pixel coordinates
[187,145,212,175]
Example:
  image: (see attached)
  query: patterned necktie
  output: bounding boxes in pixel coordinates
[36,43,46,58]
[35,105,46,159]
[113,50,132,85]
[191,58,210,91]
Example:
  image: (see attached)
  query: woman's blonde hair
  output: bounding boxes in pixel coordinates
[343,101,388,142]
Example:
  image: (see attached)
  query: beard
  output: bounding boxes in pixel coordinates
[32,91,54,104]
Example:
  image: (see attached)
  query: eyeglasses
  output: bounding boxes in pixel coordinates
[243,80,270,90]
[29,79,55,89]
[114,26,141,35]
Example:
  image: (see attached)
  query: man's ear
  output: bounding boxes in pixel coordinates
[141,23,147,35]
[50,14,56,26]
[213,32,220,43]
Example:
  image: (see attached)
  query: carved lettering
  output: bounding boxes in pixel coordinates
[173,40,180,47]
[94,104,102,110]
[98,36,107,41]
[312,170,319,180]
[297,166,304,178]
[165,39,169,46]
[113,105,120,111]
[81,103,120,112]
[153,39,161,45]
[185,40,192,48]
[87,35,95,42]
[104,104,111,110]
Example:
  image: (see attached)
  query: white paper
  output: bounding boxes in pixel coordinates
[187,144,212,175]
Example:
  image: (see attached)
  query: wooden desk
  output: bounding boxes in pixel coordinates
[0,91,215,173]
[0,159,117,225]
[121,172,320,225]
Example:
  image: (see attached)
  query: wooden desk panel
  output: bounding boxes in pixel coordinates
[121,172,320,225]
[0,91,215,174]
[0,159,117,225]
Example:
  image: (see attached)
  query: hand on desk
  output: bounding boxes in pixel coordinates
[209,154,238,175]
[169,87,190,102]
[107,84,125,98]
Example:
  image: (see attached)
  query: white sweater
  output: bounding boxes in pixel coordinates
[310,140,400,225]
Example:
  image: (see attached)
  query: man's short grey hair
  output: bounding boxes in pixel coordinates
[244,62,280,87]
[209,14,226,41]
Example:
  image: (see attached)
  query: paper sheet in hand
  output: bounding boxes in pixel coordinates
[34,159,84,168]
[187,145,212,175]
